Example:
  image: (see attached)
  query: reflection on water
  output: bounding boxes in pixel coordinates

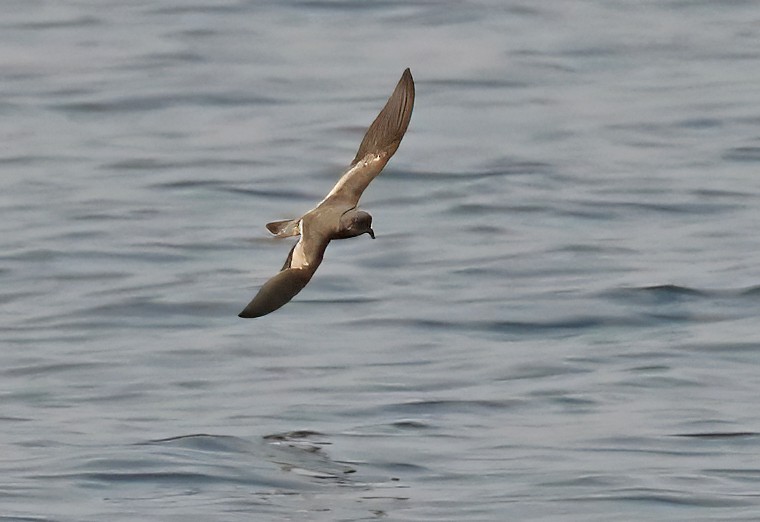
[3,0,760,520]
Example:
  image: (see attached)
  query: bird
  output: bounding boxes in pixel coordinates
[239,68,415,318]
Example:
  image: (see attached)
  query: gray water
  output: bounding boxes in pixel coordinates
[3,1,760,520]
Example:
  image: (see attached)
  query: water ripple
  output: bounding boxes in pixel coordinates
[51,93,280,113]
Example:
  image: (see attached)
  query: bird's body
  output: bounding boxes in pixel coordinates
[239,68,415,318]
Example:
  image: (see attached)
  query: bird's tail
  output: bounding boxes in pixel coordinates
[266,219,300,237]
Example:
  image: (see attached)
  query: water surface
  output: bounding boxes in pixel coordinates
[3,1,760,520]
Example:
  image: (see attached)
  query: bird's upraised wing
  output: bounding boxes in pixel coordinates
[321,68,415,208]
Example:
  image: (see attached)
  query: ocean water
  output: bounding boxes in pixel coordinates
[3,0,760,520]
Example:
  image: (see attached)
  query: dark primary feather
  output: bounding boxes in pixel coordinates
[351,68,415,168]
[321,68,415,207]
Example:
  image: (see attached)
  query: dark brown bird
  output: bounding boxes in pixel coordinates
[239,68,415,318]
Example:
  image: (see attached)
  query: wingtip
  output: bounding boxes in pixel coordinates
[347,67,415,168]
[238,305,271,319]
[400,68,414,89]
[238,299,277,318]
[238,307,261,319]
[238,299,271,318]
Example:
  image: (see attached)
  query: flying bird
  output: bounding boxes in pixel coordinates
[239,68,415,318]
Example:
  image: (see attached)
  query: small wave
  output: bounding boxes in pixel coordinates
[104,157,261,171]
[723,146,760,162]
[79,470,252,486]
[51,93,280,114]
[601,285,707,303]
[739,285,760,296]
[350,315,651,335]
[147,178,318,201]
[605,284,760,301]
[570,488,752,508]
[382,162,552,181]
[263,430,324,442]
[379,398,522,415]
[4,361,107,378]
[639,284,707,296]
[425,78,531,90]
[391,420,433,430]
[576,200,739,217]
[145,433,246,451]
[221,186,318,201]
[18,16,102,30]
[672,432,759,439]
[676,117,723,129]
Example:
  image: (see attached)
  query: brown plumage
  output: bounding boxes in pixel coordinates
[239,68,415,318]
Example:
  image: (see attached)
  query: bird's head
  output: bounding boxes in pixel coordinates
[339,209,375,239]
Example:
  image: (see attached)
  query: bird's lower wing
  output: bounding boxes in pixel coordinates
[239,221,330,319]
[238,267,315,318]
